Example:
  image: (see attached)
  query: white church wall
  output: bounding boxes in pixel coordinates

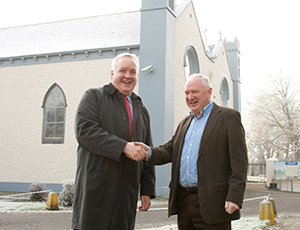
[0,58,117,185]
[174,2,205,128]
[209,44,234,109]
[174,1,234,130]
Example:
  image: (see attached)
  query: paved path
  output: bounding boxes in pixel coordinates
[0,182,299,229]
[242,182,300,229]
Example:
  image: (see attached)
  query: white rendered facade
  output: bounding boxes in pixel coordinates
[0,0,241,195]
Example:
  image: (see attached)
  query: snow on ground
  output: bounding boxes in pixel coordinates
[0,201,46,212]
[137,217,269,230]
[0,200,270,229]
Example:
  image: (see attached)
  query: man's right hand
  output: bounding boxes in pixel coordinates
[134,142,150,159]
[123,142,148,161]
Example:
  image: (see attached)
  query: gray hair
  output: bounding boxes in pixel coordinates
[186,73,211,90]
[111,53,139,72]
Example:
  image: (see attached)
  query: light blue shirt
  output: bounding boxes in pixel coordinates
[179,101,213,187]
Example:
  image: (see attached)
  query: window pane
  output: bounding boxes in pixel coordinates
[55,123,64,137]
[46,94,56,107]
[57,98,65,106]
[185,54,190,78]
[45,108,55,122]
[45,123,55,137]
[56,107,65,122]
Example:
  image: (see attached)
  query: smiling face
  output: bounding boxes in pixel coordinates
[184,76,212,118]
[110,56,139,96]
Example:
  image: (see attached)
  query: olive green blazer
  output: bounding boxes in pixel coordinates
[148,103,248,224]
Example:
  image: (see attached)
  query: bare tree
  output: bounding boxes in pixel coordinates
[245,72,300,162]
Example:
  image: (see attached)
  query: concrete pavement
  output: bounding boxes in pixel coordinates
[1,182,300,229]
[242,182,300,229]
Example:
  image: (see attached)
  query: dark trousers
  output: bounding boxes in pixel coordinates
[177,186,231,230]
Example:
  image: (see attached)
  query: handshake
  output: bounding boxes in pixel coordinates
[123,142,150,161]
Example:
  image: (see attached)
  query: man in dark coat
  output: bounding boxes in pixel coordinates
[72,53,156,230]
[140,74,248,229]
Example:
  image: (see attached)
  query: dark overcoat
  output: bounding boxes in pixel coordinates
[72,83,156,230]
[148,103,248,224]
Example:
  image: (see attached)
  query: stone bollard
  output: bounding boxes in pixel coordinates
[46,190,59,210]
[259,198,276,225]
[268,194,277,217]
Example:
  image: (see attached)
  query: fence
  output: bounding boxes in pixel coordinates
[248,164,266,182]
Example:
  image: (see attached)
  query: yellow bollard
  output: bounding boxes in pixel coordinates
[46,190,59,210]
[268,195,277,217]
[259,198,276,225]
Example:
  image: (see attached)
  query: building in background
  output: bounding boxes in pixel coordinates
[0,0,241,196]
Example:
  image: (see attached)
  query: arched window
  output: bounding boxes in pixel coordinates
[184,45,200,80]
[42,83,67,144]
[220,77,229,107]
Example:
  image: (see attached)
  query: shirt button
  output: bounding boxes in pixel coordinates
[190,143,192,146]
[187,171,189,173]
[187,156,189,159]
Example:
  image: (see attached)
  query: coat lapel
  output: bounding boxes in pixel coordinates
[198,103,222,158]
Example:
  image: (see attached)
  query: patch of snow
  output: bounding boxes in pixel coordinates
[137,217,269,230]
[0,201,46,212]
[0,201,270,229]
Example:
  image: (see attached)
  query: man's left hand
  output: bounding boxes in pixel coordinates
[139,195,151,211]
[225,201,239,214]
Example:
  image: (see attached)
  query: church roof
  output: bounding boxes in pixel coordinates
[0,0,195,60]
[0,11,141,58]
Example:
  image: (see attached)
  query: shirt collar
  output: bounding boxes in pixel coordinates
[124,94,132,102]
[189,101,213,118]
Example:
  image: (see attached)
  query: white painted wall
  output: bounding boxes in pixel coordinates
[0,1,237,190]
[174,2,234,128]
[0,59,115,184]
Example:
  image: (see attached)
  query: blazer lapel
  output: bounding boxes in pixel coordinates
[198,103,221,158]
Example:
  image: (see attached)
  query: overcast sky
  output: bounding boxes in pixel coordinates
[1,0,299,108]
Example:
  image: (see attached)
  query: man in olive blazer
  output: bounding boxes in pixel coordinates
[145,74,248,229]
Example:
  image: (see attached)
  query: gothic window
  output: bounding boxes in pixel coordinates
[184,45,200,80]
[220,77,229,107]
[42,83,67,144]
